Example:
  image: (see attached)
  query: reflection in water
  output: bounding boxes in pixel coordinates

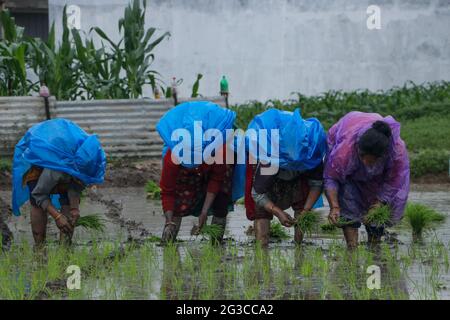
[0,187,449,299]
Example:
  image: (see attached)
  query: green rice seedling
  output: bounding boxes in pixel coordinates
[145,180,161,199]
[294,211,319,236]
[76,214,106,232]
[364,204,391,227]
[404,203,446,241]
[320,223,338,233]
[146,235,162,243]
[269,222,290,240]
[191,224,224,241]
[335,217,358,228]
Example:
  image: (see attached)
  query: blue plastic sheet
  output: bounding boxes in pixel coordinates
[156,101,244,200]
[247,108,327,208]
[156,101,236,167]
[247,108,327,172]
[12,119,106,216]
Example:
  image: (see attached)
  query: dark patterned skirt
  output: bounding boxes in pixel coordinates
[245,163,310,220]
[173,164,235,217]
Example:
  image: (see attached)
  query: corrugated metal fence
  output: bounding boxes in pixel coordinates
[0,96,226,158]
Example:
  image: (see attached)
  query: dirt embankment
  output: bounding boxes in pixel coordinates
[101,159,161,188]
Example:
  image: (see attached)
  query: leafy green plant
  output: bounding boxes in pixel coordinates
[364,204,392,227]
[270,222,290,240]
[76,214,106,232]
[0,10,36,96]
[145,180,161,199]
[93,0,170,99]
[404,203,446,241]
[28,6,81,100]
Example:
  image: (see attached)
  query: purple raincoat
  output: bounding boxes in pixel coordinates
[324,112,410,225]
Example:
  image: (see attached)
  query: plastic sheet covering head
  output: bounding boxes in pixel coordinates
[156,101,244,201]
[12,118,107,216]
[247,108,327,171]
[156,101,236,168]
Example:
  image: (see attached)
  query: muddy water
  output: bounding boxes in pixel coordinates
[1,187,450,299]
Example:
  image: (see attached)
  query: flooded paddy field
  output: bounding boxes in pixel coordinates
[0,186,449,300]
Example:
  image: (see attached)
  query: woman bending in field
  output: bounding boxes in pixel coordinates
[12,119,106,247]
[156,101,242,244]
[245,108,327,247]
[324,111,410,249]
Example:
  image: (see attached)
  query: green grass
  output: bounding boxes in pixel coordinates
[404,203,446,240]
[365,205,392,227]
[145,180,161,200]
[76,214,106,232]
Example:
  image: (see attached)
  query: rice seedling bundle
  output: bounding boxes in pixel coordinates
[191,224,224,240]
[269,222,290,240]
[75,214,106,232]
[294,211,319,235]
[320,223,338,233]
[404,203,446,240]
[364,205,391,227]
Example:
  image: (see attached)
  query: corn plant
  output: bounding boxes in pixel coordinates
[28,6,81,100]
[0,10,36,96]
[93,0,170,99]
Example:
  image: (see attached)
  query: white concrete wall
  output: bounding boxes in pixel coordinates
[49,0,450,103]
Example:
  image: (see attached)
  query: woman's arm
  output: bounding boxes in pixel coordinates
[160,150,180,223]
[31,169,73,233]
[252,163,294,227]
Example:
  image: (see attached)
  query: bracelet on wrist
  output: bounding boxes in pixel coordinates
[54,213,62,221]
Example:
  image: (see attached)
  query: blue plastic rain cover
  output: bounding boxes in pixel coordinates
[247,108,327,208]
[156,101,244,200]
[12,118,107,216]
[247,108,327,172]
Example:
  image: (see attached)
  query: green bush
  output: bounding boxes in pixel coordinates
[231,81,450,130]
[410,150,449,178]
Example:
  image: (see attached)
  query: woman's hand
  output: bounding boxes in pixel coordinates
[198,211,208,230]
[328,207,341,225]
[56,215,73,234]
[192,211,208,236]
[70,208,80,226]
[276,211,295,227]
